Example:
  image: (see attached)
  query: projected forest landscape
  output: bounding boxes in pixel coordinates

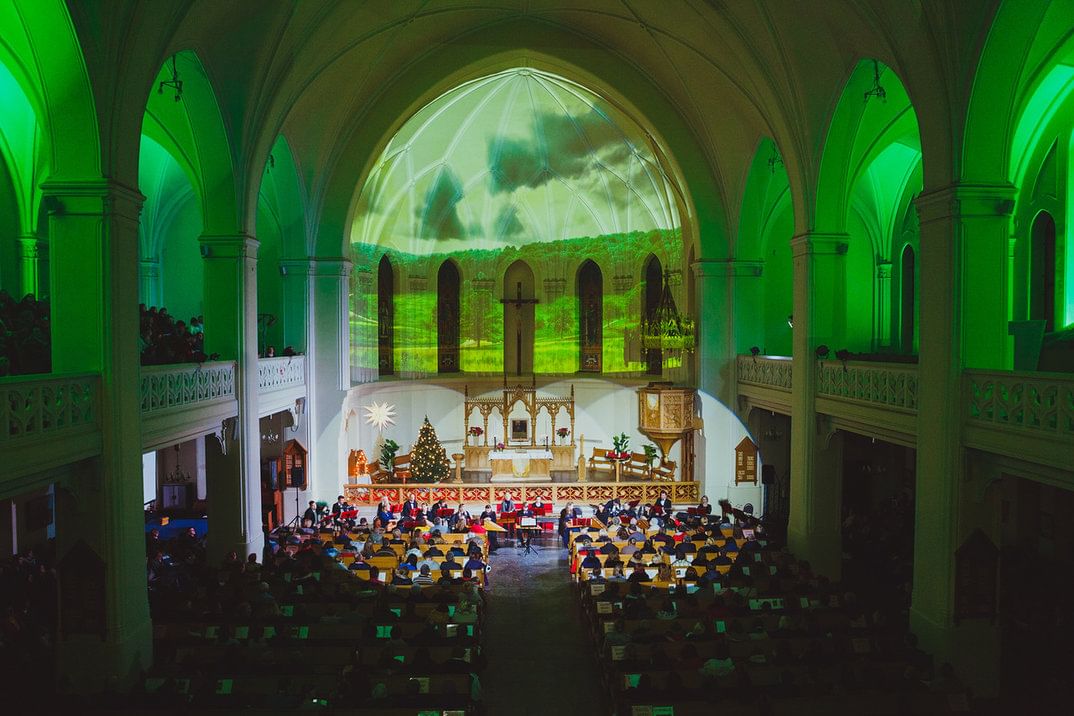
[350,228,681,376]
[348,68,684,379]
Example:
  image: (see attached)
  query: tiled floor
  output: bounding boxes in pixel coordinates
[481,533,606,714]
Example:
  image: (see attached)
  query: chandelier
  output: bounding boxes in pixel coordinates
[640,271,695,357]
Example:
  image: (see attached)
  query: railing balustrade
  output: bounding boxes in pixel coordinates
[258,355,305,392]
[140,361,236,414]
[816,360,918,411]
[736,355,793,390]
[965,370,1074,438]
[1,373,99,443]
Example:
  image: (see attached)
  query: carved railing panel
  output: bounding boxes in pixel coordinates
[258,356,306,392]
[343,481,701,506]
[736,355,793,390]
[140,362,236,414]
[1,373,99,443]
[966,370,1074,438]
[816,361,918,411]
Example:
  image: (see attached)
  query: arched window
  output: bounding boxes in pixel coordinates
[437,260,460,373]
[900,246,916,353]
[644,255,663,375]
[1030,211,1057,332]
[377,255,394,375]
[578,260,603,372]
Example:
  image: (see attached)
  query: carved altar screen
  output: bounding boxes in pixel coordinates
[437,260,460,373]
[464,383,575,448]
[578,259,603,372]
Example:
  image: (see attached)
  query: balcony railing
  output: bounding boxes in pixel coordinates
[1,372,100,445]
[258,355,305,392]
[140,361,236,415]
[965,370,1074,439]
[736,355,793,390]
[816,360,918,411]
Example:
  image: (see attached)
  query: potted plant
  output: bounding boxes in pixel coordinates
[468,426,483,444]
[379,438,399,477]
[556,427,570,444]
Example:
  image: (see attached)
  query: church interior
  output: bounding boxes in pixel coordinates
[1,1,1073,713]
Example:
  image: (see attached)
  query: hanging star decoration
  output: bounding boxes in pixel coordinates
[363,401,397,432]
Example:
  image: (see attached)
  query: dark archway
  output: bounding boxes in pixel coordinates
[577,260,603,372]
[643,255,663,375]
[900,245,916,353]
[378,255,394,375]
[437,260,461,373]
[503,260,536,376]
[1030,211,1057,332]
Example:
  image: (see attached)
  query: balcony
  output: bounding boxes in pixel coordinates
[1,373,102,491]
[963,370,1074,471]
[140,361,238,451]
[815,360,918,445]
[258,355,306,417]
[735,355,793,414]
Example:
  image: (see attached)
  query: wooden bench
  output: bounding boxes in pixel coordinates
[370,452,413,482]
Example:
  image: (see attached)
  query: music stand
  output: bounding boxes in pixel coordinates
[517,518,540,556]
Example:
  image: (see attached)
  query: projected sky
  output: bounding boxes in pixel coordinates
[350,68,683,377]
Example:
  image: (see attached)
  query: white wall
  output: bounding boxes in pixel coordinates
[142,452,157,505]
[340,378,760,511]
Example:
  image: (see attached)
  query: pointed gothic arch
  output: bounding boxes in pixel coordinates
[577,259,603,372]
[378,254,395,375]
[437,259,461,373]
[643,254,663,375]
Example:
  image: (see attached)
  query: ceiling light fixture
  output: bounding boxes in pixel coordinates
[641,271,695,362]
[863,60,886,103]
[158,55,183,102]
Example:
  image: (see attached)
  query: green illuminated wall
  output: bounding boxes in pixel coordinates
[349,68,684,376]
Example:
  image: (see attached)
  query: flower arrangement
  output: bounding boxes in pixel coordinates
[496,441,505,450]
[556,427,569,443]
[468,426,483,439]
[607,433,631,460]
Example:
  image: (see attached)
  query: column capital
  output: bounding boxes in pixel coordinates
[18,236,40,259]
[199,234,259,259]
[306,256,353,277]
[876,260,892,279]
[914,182,1016,225]
[790,232,849,258]
[691,258,764,279]
[39,178,144,220]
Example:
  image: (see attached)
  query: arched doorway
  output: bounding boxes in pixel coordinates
[1030,211,1056,332]
[503,259,536,376]
[578,259,603,372]
[900,245,916,353]
[643,255,663,375]
[378,255,394,375]
[437,260,460,373]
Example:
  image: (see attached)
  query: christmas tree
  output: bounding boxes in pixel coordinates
[410,416,451,483]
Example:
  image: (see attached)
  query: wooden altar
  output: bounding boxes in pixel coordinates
[463,383,577,477]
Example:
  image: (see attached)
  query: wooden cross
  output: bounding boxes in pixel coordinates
[499,281,538,375]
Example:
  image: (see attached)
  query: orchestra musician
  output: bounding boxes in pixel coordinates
[375,497,396,529]
[331,494,348,516]
[401,492,420,519]
[654,491,672,524]
[676,494,712,523]
[302,500,319,528]
[500,492,517,537]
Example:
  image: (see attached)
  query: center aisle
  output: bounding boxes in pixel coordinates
[481,533,604,714]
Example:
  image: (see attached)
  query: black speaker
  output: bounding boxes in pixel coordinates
[761,464,776,485]
[290,466,306,490]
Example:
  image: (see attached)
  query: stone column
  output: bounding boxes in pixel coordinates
[690,259,733,403]
[874,260,892,351]
[199,234,264,562]
[279,258,312,354]
[306,258,352,505]
[18,235,42,297]
[787,233,847,579]
[138,258,161,307]
[910,183,1013,692]
[729,259,765,354]
[42,179,152,689]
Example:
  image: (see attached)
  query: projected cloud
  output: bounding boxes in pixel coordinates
[349,68,684,379]
[351,68,678,253]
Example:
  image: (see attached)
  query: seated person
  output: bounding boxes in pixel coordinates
[654,490,672,515]
[441,555,462,572]
[580,551,602,570]
[390,566,413,585]
[598,539,619,555]
[532,498,546,514]
[479,504,497,522]
[400,492,420,519]
[375,497,396,527]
